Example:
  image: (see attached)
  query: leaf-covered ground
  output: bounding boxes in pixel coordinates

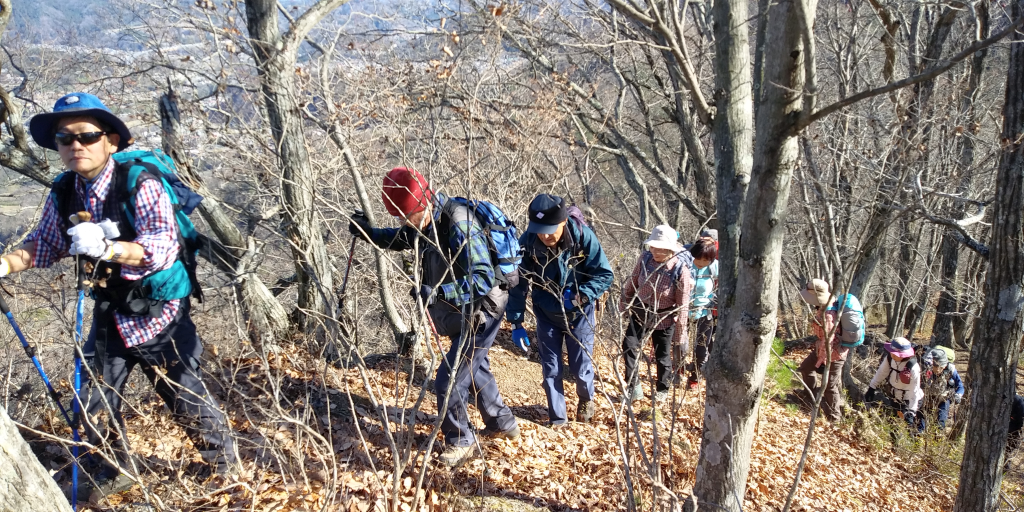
[26,327,1024,511]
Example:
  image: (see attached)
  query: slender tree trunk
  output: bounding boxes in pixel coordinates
[245,0,338,334]
[159,89,291,348]
[954,3,1024,508]
[0,407,73,512]
[932,1,989,348]
[692,0,812,509]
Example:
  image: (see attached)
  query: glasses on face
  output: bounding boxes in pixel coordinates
[54,131,108,147]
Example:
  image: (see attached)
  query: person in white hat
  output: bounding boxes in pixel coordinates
[618,225,692,403]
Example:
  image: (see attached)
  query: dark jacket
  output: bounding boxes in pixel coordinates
[507,218,613,325]
[364,194,506,337]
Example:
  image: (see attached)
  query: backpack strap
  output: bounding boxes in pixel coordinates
[51,172,78,248]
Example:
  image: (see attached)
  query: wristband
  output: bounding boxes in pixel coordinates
[0,257,9,277]
[101,242,124,262]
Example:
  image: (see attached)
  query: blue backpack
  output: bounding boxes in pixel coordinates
[440,197,522,288]
[53,149,204,304]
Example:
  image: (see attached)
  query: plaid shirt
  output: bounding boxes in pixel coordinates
[619,252,691,346]
[435,199,496,306]
[27,158,181,348]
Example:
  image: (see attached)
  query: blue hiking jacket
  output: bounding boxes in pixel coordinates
[507,218,613,325]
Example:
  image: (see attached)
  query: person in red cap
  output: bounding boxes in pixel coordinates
[349,167,519,468]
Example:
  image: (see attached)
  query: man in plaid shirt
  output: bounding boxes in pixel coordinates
[349,167,519,468]
[0,93,236,498]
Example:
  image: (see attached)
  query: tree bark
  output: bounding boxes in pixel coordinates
[0,407,73,512]
[244,0,348,334]
[692,0,812,510]
[953,2,1024,509]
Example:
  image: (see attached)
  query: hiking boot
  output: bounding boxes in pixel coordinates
[439,445,475,468]
[626,384,644,403]
[479,424,521,440]
[577,399,595,423]
[545,421,568,431]
[79,471,136,503]
[654,390,669,403]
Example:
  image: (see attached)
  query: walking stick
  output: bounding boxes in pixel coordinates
[0,292,74,426]
[340,236,356,299]
[70,211,93,509]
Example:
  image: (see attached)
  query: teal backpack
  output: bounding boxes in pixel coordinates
[52,149,204,305]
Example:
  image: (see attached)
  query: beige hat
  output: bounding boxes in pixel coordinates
[800,279,834,307]
[645,224,682,251]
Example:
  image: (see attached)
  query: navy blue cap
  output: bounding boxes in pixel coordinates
[29,93,133,151]
[526,194,568,234]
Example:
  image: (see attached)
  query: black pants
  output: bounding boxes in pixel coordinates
[686,315,715,380]
[622,311,674,393]
[75,299,236,471]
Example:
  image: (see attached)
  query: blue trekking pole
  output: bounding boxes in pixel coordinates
[70,255,88,509]
[69,212,94,509]
[0,291,74,427]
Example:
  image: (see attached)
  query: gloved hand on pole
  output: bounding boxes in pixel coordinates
[511,323,530,353]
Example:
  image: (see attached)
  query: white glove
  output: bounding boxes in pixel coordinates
[67,222,109,259]
[97,219,120,240]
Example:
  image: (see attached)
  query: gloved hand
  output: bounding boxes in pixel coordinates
[410,284,435,306]
[348,213,372,242]
[865,387,878,402]
[0,258,9,278]
[563,289,575,311]
[953,394,962,404]
[67,222,109,259]
[469,310,488,331]
[511,323,530,353]
[97,219,120,240]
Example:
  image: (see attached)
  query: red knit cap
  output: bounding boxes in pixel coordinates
[382,167,433,216]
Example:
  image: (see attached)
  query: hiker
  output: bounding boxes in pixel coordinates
[920,347,964,431]
[348,167,519,467]
[618,225,691,403]
[866,337,924,432]
[1010,394,1024,453]
[683,239,717,390]
[0,93,237,497]
[507,194,614,426]
[797,279,865,422]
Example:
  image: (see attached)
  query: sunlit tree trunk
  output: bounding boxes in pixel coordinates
[953,1,1024,509]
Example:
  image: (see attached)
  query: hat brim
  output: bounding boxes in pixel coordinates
[800,289,834,307]
[30,108,133,152]
[884,343,915,358]
[527,221,559,235]
[646,240,682,251]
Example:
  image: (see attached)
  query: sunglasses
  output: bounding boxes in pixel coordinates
[54,131,108,147]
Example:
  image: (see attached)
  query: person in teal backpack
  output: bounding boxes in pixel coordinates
[684,239,717,390]
[0,93,237,499]
[507,194,614,426]
[797,278,864,423]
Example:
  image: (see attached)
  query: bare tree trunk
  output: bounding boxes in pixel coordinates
[159,88,291,348]
[244,0,348,334]
[692,0,812,509]
[0,407,73,512]
[933,1,990,348]
[0,0,51,186]
[954,3,1024,508]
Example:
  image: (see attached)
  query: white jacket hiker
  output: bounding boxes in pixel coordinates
[869,337,924,413]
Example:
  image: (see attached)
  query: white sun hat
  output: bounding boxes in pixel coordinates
[645,224,682,251]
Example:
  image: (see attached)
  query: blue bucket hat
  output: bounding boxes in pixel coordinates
[29,93,133,152]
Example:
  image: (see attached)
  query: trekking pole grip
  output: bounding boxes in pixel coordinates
[0,290,10,315]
